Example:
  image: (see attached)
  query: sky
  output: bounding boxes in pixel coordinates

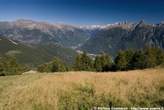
[0,0,164,25]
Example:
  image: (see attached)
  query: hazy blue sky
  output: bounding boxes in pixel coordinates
[0,0,163,25]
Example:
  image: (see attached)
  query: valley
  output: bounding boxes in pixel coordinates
[0,0,164,110]
[0,19,164,67]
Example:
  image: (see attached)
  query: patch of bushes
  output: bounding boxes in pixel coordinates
[74,52,94,71]
[0,55,28,76]
[37,57,67,72]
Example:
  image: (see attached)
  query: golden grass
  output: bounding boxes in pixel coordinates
[0,68,163,110]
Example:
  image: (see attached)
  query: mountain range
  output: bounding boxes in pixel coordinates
[0,19,164,67]
[80,20,164,55]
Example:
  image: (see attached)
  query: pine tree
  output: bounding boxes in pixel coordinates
[144,47,157,68]
[37,57,66,72]
[124,49,134,69]
[94,53,112,72]
[37,64,48,72]
[114,51,128,71]
[74,54,82,71]
[74,52,93,71]
[94,56,103,72]
[51,57,66,72]
[156,48,164,65]
[130,50,146,69]
[0,56,26,75]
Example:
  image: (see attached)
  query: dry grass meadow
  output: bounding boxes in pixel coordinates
[0,68,163,110]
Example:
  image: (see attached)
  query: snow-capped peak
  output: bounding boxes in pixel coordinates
[79,22,124,30]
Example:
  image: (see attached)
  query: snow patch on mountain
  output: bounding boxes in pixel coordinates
[79,24,115,30]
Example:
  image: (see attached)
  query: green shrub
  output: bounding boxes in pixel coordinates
[94,53,112,72]
[0,56,28,76]
[74,52,94,71]
[37,57,66,72]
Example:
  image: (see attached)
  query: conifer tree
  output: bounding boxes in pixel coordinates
[155,48,164,65]
[37,57,66,72]
[94,56,102,72]
[114,51,128,70]
[130,50,146,69]
[0,56,26,75]
[94,53,112,72]
[74,52,93,71]
[51,57,66,72]
[144,47,157,68]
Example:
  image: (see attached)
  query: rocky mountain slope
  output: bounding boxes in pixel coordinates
[0,19,164,66]
[80,21,164,56]
[0,19,90,48]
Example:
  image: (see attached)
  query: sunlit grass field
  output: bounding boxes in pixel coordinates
[0,68,164,110]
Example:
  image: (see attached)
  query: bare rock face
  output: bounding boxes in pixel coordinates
[80,21,164,56]
[0,19,90,47]
[0,19,164,57]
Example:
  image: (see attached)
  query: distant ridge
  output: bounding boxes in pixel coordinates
[0,19,164,65]
[0,36,77,67]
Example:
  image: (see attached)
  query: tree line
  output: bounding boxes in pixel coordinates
[0,47,164,75]
[0,56,28,76]
[37,47,164,72]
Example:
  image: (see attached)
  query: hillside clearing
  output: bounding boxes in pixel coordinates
[0,69,164,110]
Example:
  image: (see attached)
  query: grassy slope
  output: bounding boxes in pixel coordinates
[0,37,76,67]
[0,69,163,110]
